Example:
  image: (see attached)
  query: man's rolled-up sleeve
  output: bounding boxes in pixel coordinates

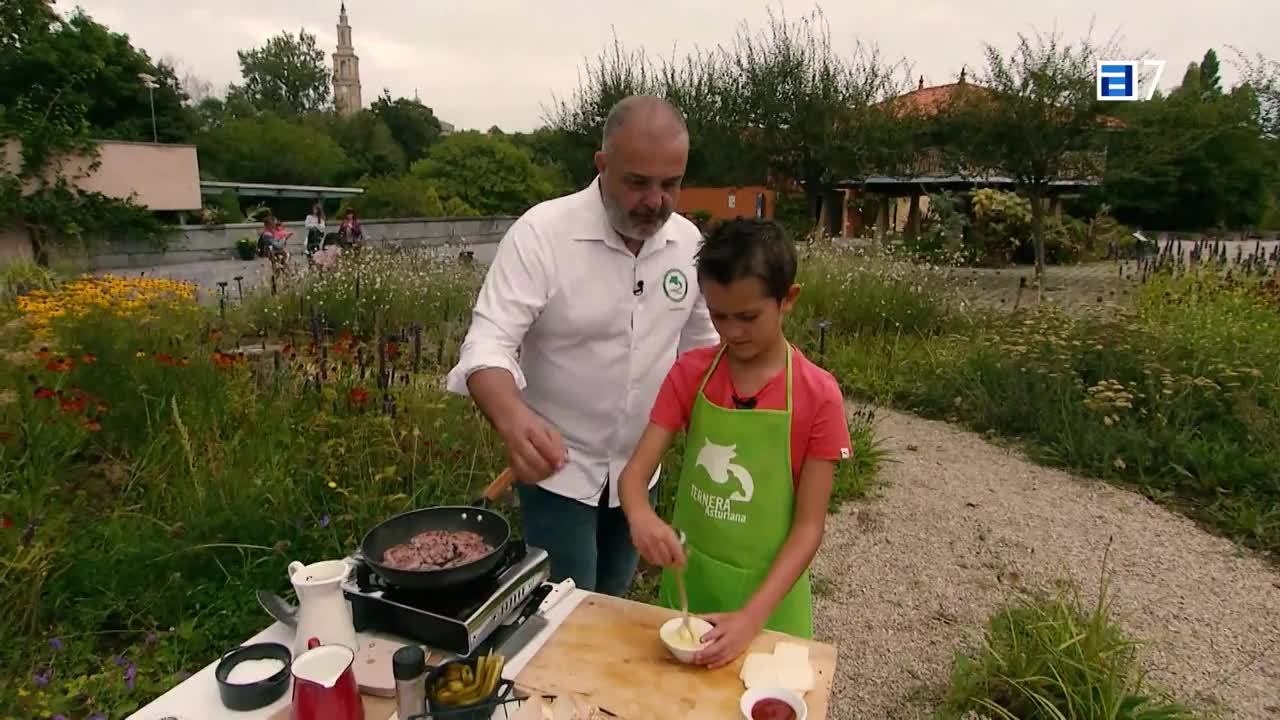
[445,219,550,396]
[678,290,721,355]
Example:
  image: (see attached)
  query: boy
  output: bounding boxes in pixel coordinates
[619,218,851,669]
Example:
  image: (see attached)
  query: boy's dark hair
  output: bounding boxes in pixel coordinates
[695,218,797,301]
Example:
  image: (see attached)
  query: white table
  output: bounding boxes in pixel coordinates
[127,590,590,720]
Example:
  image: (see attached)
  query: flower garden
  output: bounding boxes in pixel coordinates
[3,244,1277,718]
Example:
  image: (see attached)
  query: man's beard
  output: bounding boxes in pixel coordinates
[604,197,672,241]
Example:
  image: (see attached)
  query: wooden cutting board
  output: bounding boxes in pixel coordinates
[513,595,837,720]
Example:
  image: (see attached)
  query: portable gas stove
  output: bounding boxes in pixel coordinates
[344,542,550,657]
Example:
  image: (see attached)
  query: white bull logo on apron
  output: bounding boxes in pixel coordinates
[694,439,755,503]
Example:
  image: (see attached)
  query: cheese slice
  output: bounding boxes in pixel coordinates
[739,652,780,688]
[777,659,815,693]
[754,641,814,694]
[773,641,810,667]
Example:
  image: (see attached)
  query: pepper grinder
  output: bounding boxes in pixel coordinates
[392,645,428,720]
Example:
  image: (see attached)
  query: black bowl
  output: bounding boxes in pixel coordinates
[215,642,292,711]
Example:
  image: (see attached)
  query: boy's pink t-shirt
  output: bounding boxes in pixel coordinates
[650,344,853,488]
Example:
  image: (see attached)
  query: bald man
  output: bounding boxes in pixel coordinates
[446,96,720,596]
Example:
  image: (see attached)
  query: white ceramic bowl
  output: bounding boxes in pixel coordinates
[739,687,808,720]
[658,616,714,664]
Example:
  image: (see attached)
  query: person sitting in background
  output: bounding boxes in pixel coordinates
[304,203,326,257]
[338,209,363,248]
[256,216,275,257]
[268,219,292,262]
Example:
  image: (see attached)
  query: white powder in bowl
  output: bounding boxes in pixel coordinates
[226,657,286,685]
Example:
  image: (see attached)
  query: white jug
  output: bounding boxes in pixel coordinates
[288,559,358,659]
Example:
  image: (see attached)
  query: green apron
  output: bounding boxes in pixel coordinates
[657,344,812,638]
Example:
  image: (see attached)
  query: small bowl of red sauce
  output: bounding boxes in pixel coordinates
[739,687,807,720]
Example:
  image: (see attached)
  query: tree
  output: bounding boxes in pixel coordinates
[1100,68,1274,230]
[658,48,770,187]
[723,7,909,231]
[442,196,480,216]
[1200,49,1223,96]
[0,0,165,264]
[1178,62,1202,98]
[0,0,56,56]
[197,114,348,186]
[942,29,1118,291]
[0,7,197,143]
[411,131,559,215]
[544,35,664,187]
[507,128,578,191]
[370,90,442,163]
[1232,50,1280,138]
[229,29,331,115]
[307,110,406,182]
[349,174,443,218]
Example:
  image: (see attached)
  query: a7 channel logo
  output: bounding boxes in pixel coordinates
[1097,59,1166,101]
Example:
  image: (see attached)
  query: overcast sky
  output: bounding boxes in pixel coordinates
[66,0,1276,132]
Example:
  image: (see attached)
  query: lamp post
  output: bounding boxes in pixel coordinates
[138,73,158,142]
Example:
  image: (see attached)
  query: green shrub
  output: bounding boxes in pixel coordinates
[817,256,1280,553]
[942,559,1198,720]
[0,260,57,302]
[969,189,1031,266]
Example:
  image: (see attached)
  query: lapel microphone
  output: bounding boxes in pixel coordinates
[731,393,758,409]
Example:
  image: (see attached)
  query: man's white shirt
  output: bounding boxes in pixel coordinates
[446,178,720,507]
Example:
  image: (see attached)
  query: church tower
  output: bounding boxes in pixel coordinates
[333,3,362,116]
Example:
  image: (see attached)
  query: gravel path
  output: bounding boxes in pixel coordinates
[814,406,1280,719]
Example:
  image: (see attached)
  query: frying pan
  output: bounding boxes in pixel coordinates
[360,468,518,591]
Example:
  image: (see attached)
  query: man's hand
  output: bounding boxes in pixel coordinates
[693,608,766,669]
[628,509,686,568]
[499,409,568,484]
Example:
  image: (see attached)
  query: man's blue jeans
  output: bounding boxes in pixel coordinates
[516,481,657,597]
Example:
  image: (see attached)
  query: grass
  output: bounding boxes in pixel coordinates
[940,550,1199,720]
[804,246,1280,556]
[0,248,884,718]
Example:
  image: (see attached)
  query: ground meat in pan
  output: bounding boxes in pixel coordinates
[382,544,425,571]
[381,530,494,571]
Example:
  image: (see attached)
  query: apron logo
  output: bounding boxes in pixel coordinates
[691,439,752,523]
[662,269,689,302]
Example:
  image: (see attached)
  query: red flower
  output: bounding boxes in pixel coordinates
[60,396,86,414]
[154,352,174,365]
[34,387,56,400]
[1,513,11,529]
[45,357,73,373]
[36,347,50,361]
[80,354,97,364]
[349,387,370,406]
[84,419,102,432]
[386,342,401,359]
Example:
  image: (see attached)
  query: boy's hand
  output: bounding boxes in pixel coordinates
[629,510,685,568]
[694,609,766,669]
